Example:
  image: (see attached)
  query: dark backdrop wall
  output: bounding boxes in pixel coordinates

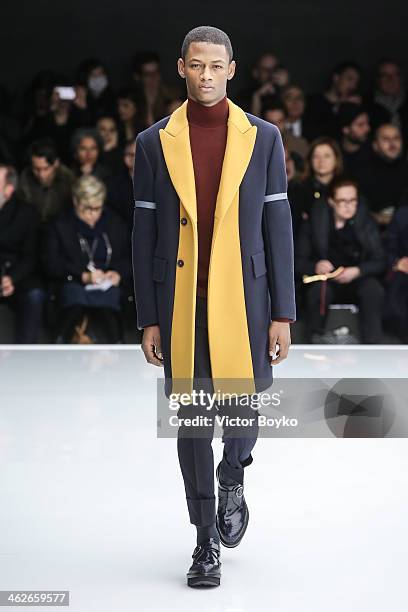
[3,0,408,96]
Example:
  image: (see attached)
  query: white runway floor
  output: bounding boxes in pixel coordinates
[0,345,407,611]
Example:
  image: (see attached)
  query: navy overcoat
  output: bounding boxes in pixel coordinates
[132,98,296,398]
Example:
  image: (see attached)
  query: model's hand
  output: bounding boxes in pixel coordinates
[142,325,164,367]
[269,321,291,365]
[334,266,361,284]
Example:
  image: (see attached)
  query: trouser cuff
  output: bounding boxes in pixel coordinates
[186,496,216,527]
[219,452,254,485]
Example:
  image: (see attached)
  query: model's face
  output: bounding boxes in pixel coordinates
[329,185,358,221]
[177,42,235,106]
[373,125,402,160]
[311,144,337,176]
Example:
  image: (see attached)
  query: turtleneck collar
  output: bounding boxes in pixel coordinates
[187,95,229,128]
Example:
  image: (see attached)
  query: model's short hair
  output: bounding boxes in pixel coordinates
[72,175,106,206]
[0,163,18,190]
[181,26,233,62]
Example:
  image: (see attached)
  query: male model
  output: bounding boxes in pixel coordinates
[132,26,296,587]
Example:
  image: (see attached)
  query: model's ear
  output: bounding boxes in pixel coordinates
[227,60,236,81]
[177,58,186,79]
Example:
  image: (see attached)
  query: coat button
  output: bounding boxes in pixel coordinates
[177,259,184,267]
[180,217,187,225]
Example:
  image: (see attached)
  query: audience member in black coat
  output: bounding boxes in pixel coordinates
[0,165,45,342]
[289,137,344,224]
[76,58,117,124]
[17,138,75,224]
[337,103,372,177]
[281,85,315,142]
[96,116,125,175]
[296,177,385,343]
[354,124,408,227]
[105,139,135,229]
[235,52,290,114]
[383,205,408,341]
[306,62,363,140]
[365,59,408,146]
[43,175,132,343]
[70,128,111,183]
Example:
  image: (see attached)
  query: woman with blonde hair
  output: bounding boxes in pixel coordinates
[43,174,132,343]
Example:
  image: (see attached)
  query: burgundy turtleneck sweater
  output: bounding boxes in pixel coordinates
[187,95,228,298]
[186,95,290,322]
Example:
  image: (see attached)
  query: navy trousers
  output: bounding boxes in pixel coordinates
[177,295,260,527]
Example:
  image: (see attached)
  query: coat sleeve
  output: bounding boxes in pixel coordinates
[131,134,159,330]
[262,127,297,322]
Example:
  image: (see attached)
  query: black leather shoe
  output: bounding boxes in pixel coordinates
[187,537,221,587]
[216,463,249,548]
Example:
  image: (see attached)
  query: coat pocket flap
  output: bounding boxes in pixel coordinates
[152,256,168,282]
[251,250,267,278]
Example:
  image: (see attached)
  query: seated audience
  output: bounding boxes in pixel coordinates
[116,88,145,144]
[106,139,135,228]
[43,175,132,343]
[130,52,179,126]
[21,81,90,165]
[17,138,75,223]
[289,137,343,221]
[237,51,290,115]
[307,62,362,139]
[281,85,315,141]
[338,102,371,176]
[262,102,308,160]
[76,57,116,122]
[296,177,386,343]
[96,115,124,174]
[70,128,111,181]
[354,123,407,226]
[0,164,45,342]
[383,205,408,342]
[366,59,408,140]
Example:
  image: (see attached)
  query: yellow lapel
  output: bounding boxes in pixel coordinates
[214,99,257,223]
[159,97,257,225]
[159,100,197,223]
